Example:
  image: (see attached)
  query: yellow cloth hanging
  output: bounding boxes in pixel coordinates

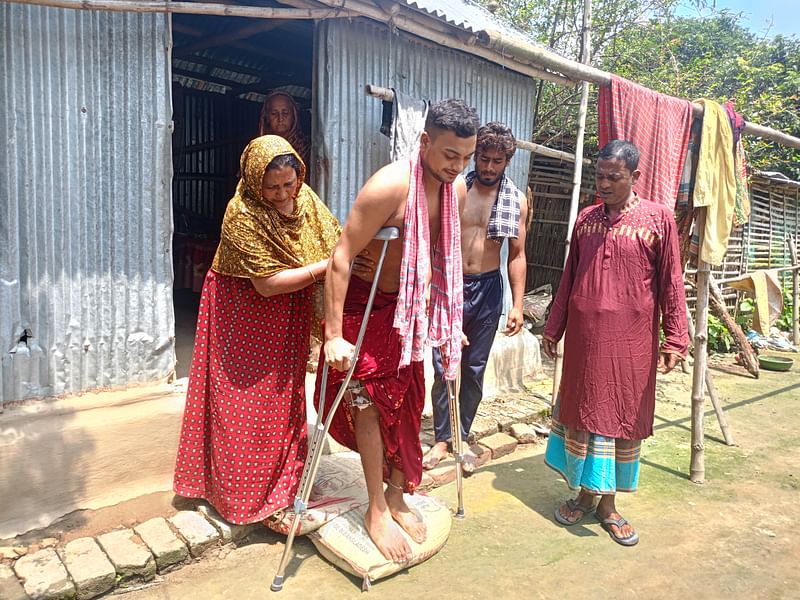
[693,99,737,266]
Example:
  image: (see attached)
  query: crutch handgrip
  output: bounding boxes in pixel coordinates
[374,226,400,241]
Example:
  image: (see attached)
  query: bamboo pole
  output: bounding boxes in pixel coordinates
[5,0,357,18]
[788,237,800,345]
[364,84,592,165]
[475,30,800,150]
[702,264,800,285]
[690,209,710,483]
[686,307,735,446]
[551,0,592,406]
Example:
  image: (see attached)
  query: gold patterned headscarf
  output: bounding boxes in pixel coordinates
[211,135,340,279]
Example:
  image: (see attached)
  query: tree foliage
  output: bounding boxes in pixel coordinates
[474,1,800,178]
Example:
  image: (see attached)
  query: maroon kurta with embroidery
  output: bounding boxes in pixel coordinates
[544,198,689,440]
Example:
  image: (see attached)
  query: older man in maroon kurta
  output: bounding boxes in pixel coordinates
[542,140,689,547]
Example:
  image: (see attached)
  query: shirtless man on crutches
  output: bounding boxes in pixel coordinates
[322,99,479,562]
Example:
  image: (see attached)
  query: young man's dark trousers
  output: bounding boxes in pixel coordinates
[431,269,503,443]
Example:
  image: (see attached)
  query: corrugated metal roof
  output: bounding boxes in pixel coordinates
[401,0,528,39]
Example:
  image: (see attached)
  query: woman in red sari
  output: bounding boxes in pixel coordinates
[173,135,340,524]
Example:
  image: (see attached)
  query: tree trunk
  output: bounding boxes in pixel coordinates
[707,275,759,378]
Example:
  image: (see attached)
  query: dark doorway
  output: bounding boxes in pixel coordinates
[170,12,314,378]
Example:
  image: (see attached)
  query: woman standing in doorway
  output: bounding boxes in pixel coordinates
[258,90,311,172]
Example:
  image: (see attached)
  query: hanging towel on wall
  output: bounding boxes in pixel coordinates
[598,75,693,209]
[390,89,428,161]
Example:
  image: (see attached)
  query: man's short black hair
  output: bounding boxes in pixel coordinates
[598,140,640,172]
[424,98,480,139]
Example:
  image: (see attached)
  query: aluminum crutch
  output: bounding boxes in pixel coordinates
[445,368,465,519]
[271,225,400,593]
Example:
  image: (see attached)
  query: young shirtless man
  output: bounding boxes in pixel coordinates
[319,99,479,562]
[423,122,528,474]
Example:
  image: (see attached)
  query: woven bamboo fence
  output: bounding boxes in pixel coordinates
[525,152,595,294]
[742,173,800,279]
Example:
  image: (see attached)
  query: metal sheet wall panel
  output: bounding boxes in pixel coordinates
[314,18,535,223]
[1,4,174,404]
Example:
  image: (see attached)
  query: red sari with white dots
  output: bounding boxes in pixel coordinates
[173,270,309,524]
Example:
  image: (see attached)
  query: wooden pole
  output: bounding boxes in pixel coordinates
[686,307,735,446]
[551,0,592,406]
[708,275,759,378]
[11,0,800,149]
[5,0,357,19]
[788,237,800,345]
[690,209,710,483]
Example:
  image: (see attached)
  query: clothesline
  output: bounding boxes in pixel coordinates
[477,29,800,151]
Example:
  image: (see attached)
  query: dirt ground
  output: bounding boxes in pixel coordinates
[8,352,800,599]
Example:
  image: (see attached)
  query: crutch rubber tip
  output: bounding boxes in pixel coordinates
[270,576,284,592]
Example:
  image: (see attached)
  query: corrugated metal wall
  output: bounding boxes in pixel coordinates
[0,4,174,405]
[314,18,535,223]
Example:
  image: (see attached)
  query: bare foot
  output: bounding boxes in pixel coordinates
[385,489,427,544]
[364,504,413,563]
[422,441,449,470]
[459,442,477,476]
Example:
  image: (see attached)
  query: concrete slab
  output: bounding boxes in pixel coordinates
[0,546,26,560]
[0,563,28,600]
[96,529,156,586]
[59,537,116,600]
[427,463,457,486]
[478,432,518,459]
[169,511,220,558]
[134,517,188,572]
[196,504,253,544]
[13,547,76,600]
[510,423,538,444]
[470,443,491,468]
[470,416,498,439]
